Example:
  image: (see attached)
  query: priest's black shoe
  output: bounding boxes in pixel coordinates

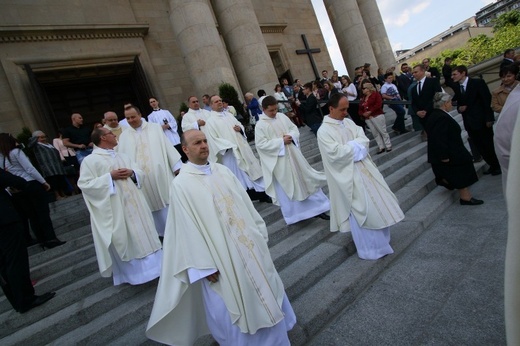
[19,292,56,313]
[483,168,501,175]
[315,212,330,220]
[41,239,66,250]
[460,198,484,206]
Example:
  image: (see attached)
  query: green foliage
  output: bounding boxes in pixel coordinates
[427,10,520,68]
[492,9,520,31]
[218,82,247,124]
[179,102,189,114]
[16,127,32,149]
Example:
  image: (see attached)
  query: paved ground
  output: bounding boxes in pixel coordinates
[308,173,507,346]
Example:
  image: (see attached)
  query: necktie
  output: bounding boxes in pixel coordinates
[460,85,465,95]
[417,81,422,94]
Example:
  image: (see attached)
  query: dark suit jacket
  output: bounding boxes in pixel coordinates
[299,94,322,126]
[397,73,412,100]
[500,58,514,71]
[410,77,442,117]
[453,78,494,131]
[424,109,473,164]
[0,170,27,225]
[427,67,440,79]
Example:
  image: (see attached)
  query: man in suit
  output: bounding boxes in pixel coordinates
[500,49,515,71]
[397,63,413,100]
[422,58,440,79]
[452,65,501,175]
[295,82,323,136]
[410,64,442,139]
[0,169,55,313]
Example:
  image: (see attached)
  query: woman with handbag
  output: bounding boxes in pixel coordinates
[0,133,66,249]
[359,82,392,154]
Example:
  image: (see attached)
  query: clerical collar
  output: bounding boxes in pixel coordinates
[98,147,117,157]
[187,161,211,175]
[327,116,345,127]
[153,109,161,111]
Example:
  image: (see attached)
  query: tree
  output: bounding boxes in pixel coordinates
[492,9,520,31]
[218,82,247,123]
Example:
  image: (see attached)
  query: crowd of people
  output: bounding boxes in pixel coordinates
[1,47,519,344]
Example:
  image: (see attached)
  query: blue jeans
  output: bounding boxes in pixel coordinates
[75,148,93,165]
[308,122,321,137]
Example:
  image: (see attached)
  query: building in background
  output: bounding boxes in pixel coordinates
[476,0,520,26]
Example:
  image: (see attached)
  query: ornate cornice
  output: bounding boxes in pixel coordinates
[0,24,149,43]
[260,24,287,34]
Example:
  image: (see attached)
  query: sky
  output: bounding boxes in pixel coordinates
[311,0,496,75]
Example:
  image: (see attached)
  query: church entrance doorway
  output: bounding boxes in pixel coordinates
[26,57,152,135]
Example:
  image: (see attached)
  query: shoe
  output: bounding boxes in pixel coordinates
[376,149,385,155]
[315,212,330,220]
[483,168,501,175]
[386,148,392,152]
[392,127,401,135]
[460,198,484,206]
[401,129,410,134]
[19,292,56,313]
[41,239,66,250]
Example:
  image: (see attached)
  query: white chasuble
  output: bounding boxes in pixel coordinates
[147,162,294,346]
[255,113,327,202]
[117,121,181,212]
[181,108,212,133]
[206,111,263,181]
[317,116,404,233]
[78,147,161,278]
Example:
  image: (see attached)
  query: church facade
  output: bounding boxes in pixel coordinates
[0,0,393,136]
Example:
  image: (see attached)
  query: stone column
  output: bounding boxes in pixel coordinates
[169,0,239,97]
[356,0,396,70]
[323,0,377,76]
[211,0,279,94]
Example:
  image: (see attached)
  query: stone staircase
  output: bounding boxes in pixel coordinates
[0,109,485,345]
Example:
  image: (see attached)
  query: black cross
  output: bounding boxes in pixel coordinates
[296,34,321,80]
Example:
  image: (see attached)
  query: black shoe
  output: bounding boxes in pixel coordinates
[315,212,330,220]
[401,129,410,134]
[483,168,501,175]
[376,149,385,155]
[42,239,66,250]
[460,198,484,206]
[19,292,56,313]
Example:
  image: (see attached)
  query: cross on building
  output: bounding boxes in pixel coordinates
[296,34,321,80]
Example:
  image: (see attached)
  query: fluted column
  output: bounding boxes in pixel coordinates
[169,0,239,96]
[211,0,279,94]
[356,0,396,70]
[323,0,377,76]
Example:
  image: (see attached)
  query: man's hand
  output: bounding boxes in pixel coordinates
[416,110,427,118]
[458,105,467,113]
[161,123,170,130]
[296,100,301,106]
[110,168,134,180]
[78,144,87,150]
[197,119,206,127]
[206,271,220,283]
[283,135,293,145]
[42,182,51,191]
[233,125,241,132]
[486,121,494,128]
[441,159,450,163]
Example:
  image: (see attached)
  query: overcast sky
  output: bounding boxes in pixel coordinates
[311,0,495,75]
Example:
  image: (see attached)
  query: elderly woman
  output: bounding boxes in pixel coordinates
[0,133,66,248]
[425,92,483,205]
[244,92,262,124]
[29,130,68,200]
[359,82,392,154]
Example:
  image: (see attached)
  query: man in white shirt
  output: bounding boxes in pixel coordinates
[147,96,187,162]
[146,129,295,346]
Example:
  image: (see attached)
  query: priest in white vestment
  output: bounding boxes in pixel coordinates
[117,105,182,237]
[317,94,404,260]
[78,128,162,285]
[255,96,330,224]
[505,114,520,346]
[205,95,271,203]
[147,96,187,162]
[181,96,212,133]
[103,111,128,140]
[146,130,296,346]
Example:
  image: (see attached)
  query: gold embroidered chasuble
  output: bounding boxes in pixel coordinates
[117,120,181,211]
[206,111,263,181]
[78,147,161,277]
[317,116,404,232]
[146,162,286,345]
[255,113,327,202]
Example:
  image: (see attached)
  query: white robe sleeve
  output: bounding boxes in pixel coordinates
[348,140,368,162]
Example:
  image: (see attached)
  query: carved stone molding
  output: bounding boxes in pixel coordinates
[0,24,149,43]
[260,24,287,34]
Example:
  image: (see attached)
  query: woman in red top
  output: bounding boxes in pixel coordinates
[359,83,392,154]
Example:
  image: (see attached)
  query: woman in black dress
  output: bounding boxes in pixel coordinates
[425,92,483,205]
